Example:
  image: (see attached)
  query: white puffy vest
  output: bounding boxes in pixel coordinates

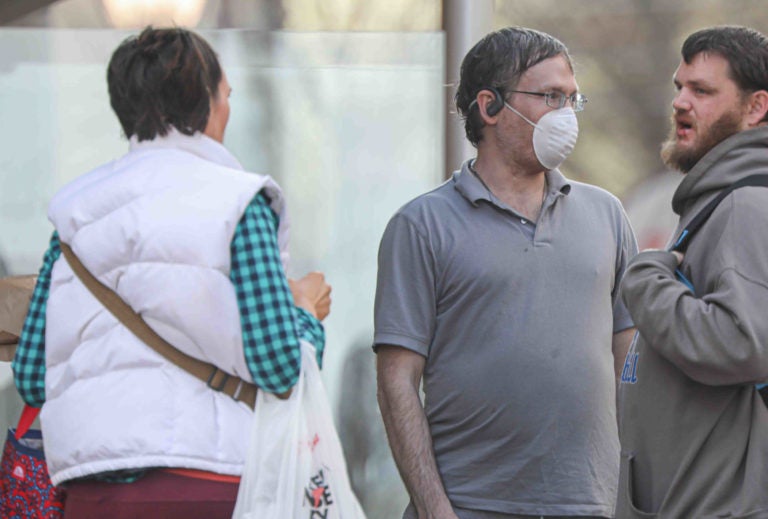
[42,130,289,485]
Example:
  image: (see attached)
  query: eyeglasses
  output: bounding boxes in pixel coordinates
[507,90,588,112]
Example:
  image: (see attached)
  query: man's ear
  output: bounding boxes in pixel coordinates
[477,89,502,124]
[746,90,768,127]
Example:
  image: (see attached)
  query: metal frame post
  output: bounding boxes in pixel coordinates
[442,0,493,178]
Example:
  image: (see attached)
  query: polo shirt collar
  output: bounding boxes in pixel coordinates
[453,160,490,204]
[129,128,244,171]
[545,168,572,196]
[454,159,572,206]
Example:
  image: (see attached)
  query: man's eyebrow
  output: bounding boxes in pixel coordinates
[536,83,577,94]
[675,77,715,90]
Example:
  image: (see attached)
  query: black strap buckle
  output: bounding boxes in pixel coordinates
[206,367,230,392]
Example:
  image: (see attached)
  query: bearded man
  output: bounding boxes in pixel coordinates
[616,25,768,518]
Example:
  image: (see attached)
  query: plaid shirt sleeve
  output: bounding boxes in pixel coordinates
[230,192,325,394]
[12,231,61,408]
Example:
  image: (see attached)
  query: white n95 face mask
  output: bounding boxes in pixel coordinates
[504,103,579,171]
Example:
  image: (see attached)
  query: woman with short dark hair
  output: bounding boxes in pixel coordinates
[12,26,330,518]
[107,27,224,142]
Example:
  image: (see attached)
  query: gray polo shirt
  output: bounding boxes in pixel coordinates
[374,160,637,517]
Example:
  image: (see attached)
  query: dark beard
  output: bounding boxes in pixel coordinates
[660,109,743,173]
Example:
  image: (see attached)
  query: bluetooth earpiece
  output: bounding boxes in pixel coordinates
[484,86,504,116]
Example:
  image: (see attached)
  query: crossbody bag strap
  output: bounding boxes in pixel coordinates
[671,174,768,253]
[60,242,256,409]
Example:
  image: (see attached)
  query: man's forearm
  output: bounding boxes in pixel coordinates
[377,350,456,518]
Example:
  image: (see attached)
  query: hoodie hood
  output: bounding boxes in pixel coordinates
[671,125,768,217]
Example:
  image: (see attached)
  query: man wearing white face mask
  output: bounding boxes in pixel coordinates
[374,27,638,519]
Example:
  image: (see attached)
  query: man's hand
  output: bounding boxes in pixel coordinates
[289,272,331,321]
[672,250,684,265]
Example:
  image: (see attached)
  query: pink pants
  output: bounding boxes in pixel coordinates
[63,469,239,519]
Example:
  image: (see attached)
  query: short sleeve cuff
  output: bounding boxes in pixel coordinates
[613,315,635,334]
[373,331,430,357]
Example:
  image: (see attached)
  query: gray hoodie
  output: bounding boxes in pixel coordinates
[617,126,768,518]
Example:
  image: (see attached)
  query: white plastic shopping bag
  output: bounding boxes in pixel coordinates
[233,340,367,519]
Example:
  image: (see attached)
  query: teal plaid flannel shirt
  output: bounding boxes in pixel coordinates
[12,191,325,408]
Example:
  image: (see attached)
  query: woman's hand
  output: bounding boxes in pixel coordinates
[289,272,332,321]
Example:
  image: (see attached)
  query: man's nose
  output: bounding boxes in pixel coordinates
[672,90,691,112]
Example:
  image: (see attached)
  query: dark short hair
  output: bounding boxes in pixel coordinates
[107,27,223,142]
[455,27,572,147]
[682,25,768,120]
